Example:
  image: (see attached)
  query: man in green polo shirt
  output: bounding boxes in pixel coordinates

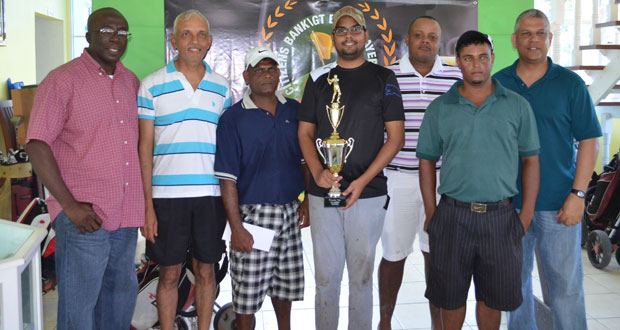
[417,30,540,330]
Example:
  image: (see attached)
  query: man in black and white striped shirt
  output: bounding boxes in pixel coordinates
[378,16,461,330]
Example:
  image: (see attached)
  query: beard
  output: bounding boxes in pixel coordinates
[469,75,489,86]
[335,40,365,61]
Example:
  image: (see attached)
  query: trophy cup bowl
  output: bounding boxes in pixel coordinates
[316,135,354,207]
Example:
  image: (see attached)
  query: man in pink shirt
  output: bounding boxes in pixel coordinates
[26,7,144,330]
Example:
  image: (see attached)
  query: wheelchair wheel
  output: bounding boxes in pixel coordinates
[615,248,620,266]
[586,230,612,269]
[213,302,256,330]
[174,316,192,330]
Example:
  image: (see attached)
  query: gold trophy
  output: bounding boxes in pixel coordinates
[316,74,355,207]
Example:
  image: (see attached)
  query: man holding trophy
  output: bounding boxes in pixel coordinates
[297,6,405,329]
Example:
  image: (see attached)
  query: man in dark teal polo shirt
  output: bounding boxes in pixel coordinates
[417,30,540,330]
[494,9,602,330]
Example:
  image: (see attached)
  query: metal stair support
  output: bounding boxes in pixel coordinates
[578,46,620,166]
[596,104,620,167]
[574,0,583,65]
[574,50,620,105]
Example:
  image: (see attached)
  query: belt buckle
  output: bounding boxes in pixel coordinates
[471,203,487,213]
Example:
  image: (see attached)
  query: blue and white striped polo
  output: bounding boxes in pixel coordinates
[385,55,461,172]
[138,59,232,198]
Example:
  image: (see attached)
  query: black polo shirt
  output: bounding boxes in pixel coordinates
[298,61,405,198]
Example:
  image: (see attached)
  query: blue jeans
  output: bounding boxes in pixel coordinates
[53,211,138,330]
[507,211,586,330]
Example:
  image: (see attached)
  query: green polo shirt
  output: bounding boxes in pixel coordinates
[416,79,540,203]
[495,58,602,210]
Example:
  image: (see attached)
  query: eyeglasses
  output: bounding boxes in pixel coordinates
[97,27,132,38]
[332,25,365,36]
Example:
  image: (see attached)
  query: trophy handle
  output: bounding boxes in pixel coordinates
[344,138,354,162]
[315,139,327,163]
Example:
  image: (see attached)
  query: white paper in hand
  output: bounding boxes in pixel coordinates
[222,222,275,252]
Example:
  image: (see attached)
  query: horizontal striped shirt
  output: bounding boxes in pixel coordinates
[386,55,461,172]
[138,59,232,198]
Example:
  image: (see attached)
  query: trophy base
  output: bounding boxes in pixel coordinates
[324,194,347,207]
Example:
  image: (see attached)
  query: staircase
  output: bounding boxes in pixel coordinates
[557,0,620,165]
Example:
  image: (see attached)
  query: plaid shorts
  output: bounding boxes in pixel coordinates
[229,200,305,314]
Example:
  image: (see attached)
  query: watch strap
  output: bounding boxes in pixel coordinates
[570,189,585,198]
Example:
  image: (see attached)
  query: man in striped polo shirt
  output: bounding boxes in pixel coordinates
[137,10,231,330]
[378,16,461,330]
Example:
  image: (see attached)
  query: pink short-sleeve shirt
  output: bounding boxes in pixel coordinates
[27,50,145,230]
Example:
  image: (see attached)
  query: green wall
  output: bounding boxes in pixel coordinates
[92,0,165,80]
[479,0,534,73]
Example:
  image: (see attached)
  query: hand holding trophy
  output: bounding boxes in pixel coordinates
[316,73,355,207]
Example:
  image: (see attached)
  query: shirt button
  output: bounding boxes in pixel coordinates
[125,182,129,186]
[120,120,124,124]
[124,141,128,144]
[116,100,120,103]
[98,73,102,76]
[125,162,129,166]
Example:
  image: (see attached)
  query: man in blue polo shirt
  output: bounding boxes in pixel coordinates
[418,31,540,330]
[215,46,309,330]
[495,9,602,330]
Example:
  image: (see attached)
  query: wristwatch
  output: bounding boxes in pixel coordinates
[571,189,586,198]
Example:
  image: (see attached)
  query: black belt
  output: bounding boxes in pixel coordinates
[441,195,512,213]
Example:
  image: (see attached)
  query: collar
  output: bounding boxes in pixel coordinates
[444,78,508,104]
[80,48,126,76]
[399,54,444,77]
[166,57,213,74]
[241,88,287,109]
[507,56,559,81]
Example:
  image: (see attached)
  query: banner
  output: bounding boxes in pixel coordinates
[164,0,477,101]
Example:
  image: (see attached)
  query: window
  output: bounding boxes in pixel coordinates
[71,0,91,59]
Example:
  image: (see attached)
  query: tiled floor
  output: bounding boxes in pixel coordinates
[42,229,620,330]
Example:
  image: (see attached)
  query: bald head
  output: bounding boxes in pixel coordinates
[408,16,441,36]
[87,7,126,33]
